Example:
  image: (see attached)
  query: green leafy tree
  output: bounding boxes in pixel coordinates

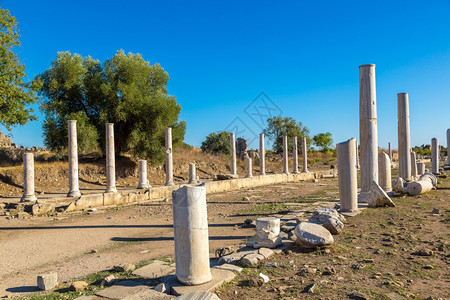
[201,131,230,155]
[0,9,41,130]
[263,116,310,153]
[313,132,333,152]
[36,50,185,163]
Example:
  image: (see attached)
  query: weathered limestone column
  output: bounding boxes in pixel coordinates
[388,142,392,163]
[188,163,197,184]
[259,133,266,175]
[105,123,117,193]
[355,139,360,169]
[292,136,299,174]
[302,137,308,173]
[410,151,418,179]
[446,129,450,165]
[137,160,150,189]
[359,64,379,201]
[21,152,37,202]
[282,135,289,174]
[431,137,439,174]
[245,157,253,178]
[67,120,81,197]
[165,127,174,186]
[397,93,411,181]
[172,184,212,285]
[337,138,357,212]
[417,162,426,176]
[230,133,237,175]
[378,152,392,192]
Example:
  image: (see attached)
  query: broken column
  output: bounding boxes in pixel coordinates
[230,133,237,175]
[165,127,174,186]
[410,151,418,179]
[105,123,117,193]
[292,136,299,174]
[188,163,197,184]
[336,138,357,212]
[378,152,392,192]
[302,136,308,173]
[397,93,411,181]
[137,160,150,189]
[172,184,212,285]
[359,64,379,201]
[431,137,439,174]
[259,133,265,175]
[282,135,289,174]
[245,157,252,178]
[21,152,37,202]
[247,217,282,248]
[407,172,437,195]
[417,162,426,175]
[67,120,81,197]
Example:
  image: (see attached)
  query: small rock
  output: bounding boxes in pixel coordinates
[242,196,250,201]
[423,265,434,269]
[348,290,369,299]
[114,264,135,272]
[258,273,270,283]
[322,266,336,275]
[155,283,167,293]
[163,198,169,202]
[264,262,278,267]
[298,267,317,275]
[351,264,365,270]
[88,208,97,212]
[103,274,115,284]
[412,249,434,256]
[248,277,264,286]
[258,248,274,259]
[362,258,374,263]
[37,272,58,290]
[70,281,88,291]
[304,283,316,293]
[431,208,440,214]
[90,249,98,253]
[240,253,265,266]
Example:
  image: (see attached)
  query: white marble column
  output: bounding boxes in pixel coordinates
[188,163,197,184]
[172,184,212,285]
[397,93,411,181]
[245,157,253,178]
[410,151,418,179]
[282,135,289,174]
[137,160,150,189]
[431,137,439,174]
[230,133,237,175]
[337,138,357,212]
[388,142,392,163]
[165,127,174,186]
[359,64,379,201]
[355,139,360,169]
[292,136,299,174]
[378,152,392,192]
[417,162,425,176]
[67,120,81,197]
[446,129,450,165]
[302,137,308,173]
[259,133,265,175]
[105,123,117,193]
[21,152,37,202]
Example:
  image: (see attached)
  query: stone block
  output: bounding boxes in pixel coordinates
[122,289,175,300]
[240,253,265,266]
[31,203,55,216]
[132,260,175,279]
[76,194,103,209]
[213,263,243,273]
[176,292,221,300]
[104,192,123,206]
[37,272,57,290]
[258,248,274,259]
[95,280,147,299]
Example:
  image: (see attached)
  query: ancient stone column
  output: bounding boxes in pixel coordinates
[410,151,418,179]
[282,135,289,174]
[21,152,37,202]
[188,163,197,184]
[355,139,360,169]
[417,162,425,176]
[302,137,308,173]
[446,129,450,165]
[431,137,439,174]
[67,120,81,197]
[105,123,117,193]
[378,152,392,192]
[359,64,379,201]
[137,160,150,189]
[292,136,299,174]
[397,93,411,181]
[172,184,211,285]
[230,133,237,175]
[388,142,392,163]
[165,127,174,186]
[337,138,357,212]
[245,157,253,178]
[259,133,265,175]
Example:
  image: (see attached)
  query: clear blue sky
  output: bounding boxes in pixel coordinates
[2,0,449,150]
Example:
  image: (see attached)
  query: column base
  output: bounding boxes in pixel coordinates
[245,175,253,178]
[301,170,309,173]
[358,191,370,203]
[21,194,37,202]
[188,180,197,184]
[165,181,175,186]
[105,187,118,193]
[67,190,81,198]
[282,172,290,175]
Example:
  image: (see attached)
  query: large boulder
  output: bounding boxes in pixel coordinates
[294,222,334,248]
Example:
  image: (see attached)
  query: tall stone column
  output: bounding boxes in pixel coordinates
[259,133,265,175]
[337,138,357,212]
[137,160,150,189]
[292,136,299,174]
[21,152,37,202]
[165,127,174,186]
[230,133,237,175]
[67,120,81,197]
[302,137,308,173]
[417,162,426,175]
[189,163,197,184]
[388,142,392,163]
[105,123,117,193]
[397,93,411,181]
[431,137,439,174]
[355,139,360,169]
[172,184,212,285]
[245,157,253,178]
[282,135,289,174]
[378,152,392,192]
[410,151,418,179]
[359,64,379,201]
[446,129,450,165]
